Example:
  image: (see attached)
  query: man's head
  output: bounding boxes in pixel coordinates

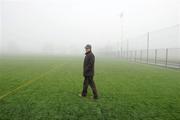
[85,44,92,53]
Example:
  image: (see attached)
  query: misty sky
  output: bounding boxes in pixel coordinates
[0,0,180,54]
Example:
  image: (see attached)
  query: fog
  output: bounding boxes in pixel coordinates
[0,0,180,55]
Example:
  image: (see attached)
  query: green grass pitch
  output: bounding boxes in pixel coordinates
[0,56,180,120]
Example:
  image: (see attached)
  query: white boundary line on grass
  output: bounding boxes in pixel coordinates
[0,64,61,101]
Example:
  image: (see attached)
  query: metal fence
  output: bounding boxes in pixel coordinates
[121,48,180,68]
[102,24,180,69]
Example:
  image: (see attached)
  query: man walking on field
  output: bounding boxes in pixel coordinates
[80,44,98,99]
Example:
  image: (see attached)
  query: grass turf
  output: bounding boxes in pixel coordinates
[0,56,180,120]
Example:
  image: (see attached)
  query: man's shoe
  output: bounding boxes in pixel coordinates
[78,94,86,97]
[78,94,82,97]
[93,96,98,99]
[90,96,98,99]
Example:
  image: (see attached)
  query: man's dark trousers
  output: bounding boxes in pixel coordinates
[82,76,98,98]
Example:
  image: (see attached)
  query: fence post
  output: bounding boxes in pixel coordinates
[147,32,150,64]
[127,51,129,61]
[126,51,127,60]
[131,51,133,61]
[155,49,157,64]
[127,39,129,61]
[140,49,142,63]
[165,48,168,67]
[135,50,137,62]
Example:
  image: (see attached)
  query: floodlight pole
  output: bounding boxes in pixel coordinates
[120,12,124,58]
[0,0,3,55]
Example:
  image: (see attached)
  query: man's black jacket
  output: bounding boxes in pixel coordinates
[83,51,95,77]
